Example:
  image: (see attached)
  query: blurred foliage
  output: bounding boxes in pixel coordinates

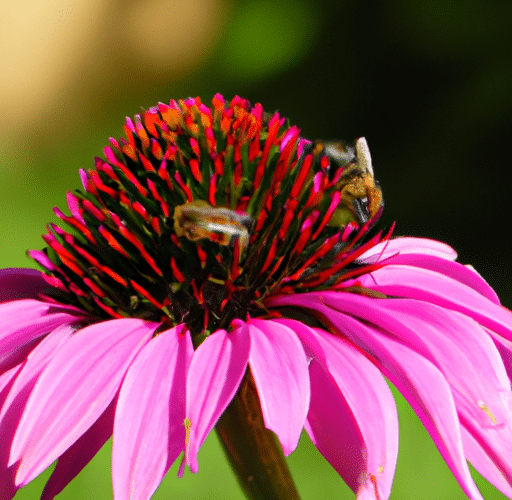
[217,0,320,79]
[1,0,511,498]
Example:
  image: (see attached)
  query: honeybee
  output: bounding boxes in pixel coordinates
[173,200,253,251]
[316,137,383,226]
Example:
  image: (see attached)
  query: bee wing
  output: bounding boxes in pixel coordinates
[355,137,373,176]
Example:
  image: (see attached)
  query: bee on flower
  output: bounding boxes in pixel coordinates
[1,94,512,500]
[173,200,253,251]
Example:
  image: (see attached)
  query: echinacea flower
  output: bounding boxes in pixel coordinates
[1,94,512,500]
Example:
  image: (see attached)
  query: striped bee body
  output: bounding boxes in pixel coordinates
[174,201,253,251]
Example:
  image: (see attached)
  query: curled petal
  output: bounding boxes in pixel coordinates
[0,268,56,303]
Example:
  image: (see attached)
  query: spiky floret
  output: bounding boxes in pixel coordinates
[29,95,385,335]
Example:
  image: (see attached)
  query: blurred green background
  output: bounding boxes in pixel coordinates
[1,0,511,498]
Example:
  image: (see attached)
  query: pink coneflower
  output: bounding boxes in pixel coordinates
[1,95,511,500]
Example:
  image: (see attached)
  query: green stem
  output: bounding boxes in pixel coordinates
[215,370,302,500]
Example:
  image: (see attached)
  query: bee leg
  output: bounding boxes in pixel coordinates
[352,197,369,225]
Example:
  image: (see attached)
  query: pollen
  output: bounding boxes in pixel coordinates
[477,400,498,425]
[184,417,192,447]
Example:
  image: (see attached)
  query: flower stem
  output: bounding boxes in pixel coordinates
[215,370,302,500]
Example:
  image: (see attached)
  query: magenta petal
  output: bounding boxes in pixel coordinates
[277,319,398,499]
[0,299,84,373]
[185,326,250,473]
[356,236,457,263]
[0,325,75,465]
[0,363,24,453]
[0,269,56,303]
[370,299,512,489]
[495,339,512,388]
[270,294,484,500]
[40,399,116,500]
[461,427,512,499]
[305,361,368,493]
[322,313,484,500]
[316,293,511,431]
[0,468,17,500]
[355,265,512,343]
[0,326,99,500]
[0,365,24,500]
[1,334,68,500]
[112,325,193,500]
[1,324,74,422]
[376,253,500,303]
[0,364,22,403]
[379,300,512,414]
[248,319,310,455]
[10,318,157,486]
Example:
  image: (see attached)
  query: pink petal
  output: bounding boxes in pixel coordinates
[0,326,75,499]
[112,325,193,500]
[354,265,512,343]
[269,294,484,500]
[276,318,398,499]
[0,325,74,423]
[0,299,85,373]
[0,364,24,500]
[0,268,56,303]
[495,339,512,385]
[461,427,512,499]
[373,253,500,303]
[0,325,74,461]
[335,318,483,499]
[0,364,22,402]
[40,399,116,500]
[357,236,457,263]
[373,299,512,489]
[0,299,79,334]
[312,293,511,431]
[184,326,250,473]
[248,319,310,455]
[379,299,512,413]
[10,318,157,486]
